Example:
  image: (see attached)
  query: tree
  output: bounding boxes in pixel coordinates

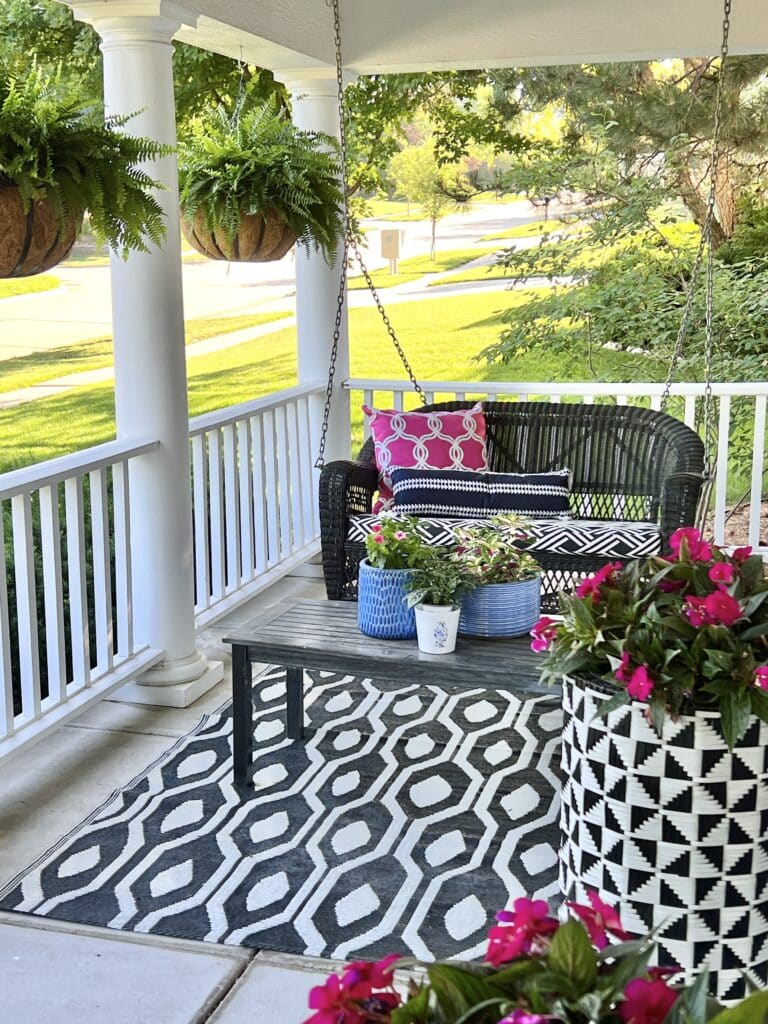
[0,0,283,126]
[389,140,472,258]
[491,58,768,245]
[343,72,524,201]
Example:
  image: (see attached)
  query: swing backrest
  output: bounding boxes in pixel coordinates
[357,400,705,524]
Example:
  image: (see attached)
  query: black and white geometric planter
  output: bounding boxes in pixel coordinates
[559,674,768,1003]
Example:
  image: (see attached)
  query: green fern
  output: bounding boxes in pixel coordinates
[178,101,344,263]
[0,64,168,256]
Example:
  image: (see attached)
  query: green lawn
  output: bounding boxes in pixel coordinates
[0,289,666,473]
[0,310,291,395]
[0,275,59,299]
[348,246,499,290]
[479,219,574,242]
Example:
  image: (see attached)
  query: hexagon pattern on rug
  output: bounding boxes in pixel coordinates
[0,669,563,961]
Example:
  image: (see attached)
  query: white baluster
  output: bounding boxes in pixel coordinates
[89,467,114,677]
[286,400,305,550]
[11,493,40,718]
[713,396,731,545]
[208,429,225,601]
[0,505,14,737]
[191,434,210,613]
[65,476,89,690]
[275,402,292,559]
[749,396,766,550]
[39,484,66,703]
[262,409,280,568]
[112,460,134,658]
[222,423,240,591]
[684,396,697,429]
[250,415,269,573]
[297,397,317,539]
[237,419,255,584]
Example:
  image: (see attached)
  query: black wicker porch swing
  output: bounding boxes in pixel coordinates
[315,0,726,611]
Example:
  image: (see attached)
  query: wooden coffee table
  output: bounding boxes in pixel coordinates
[223,599,553,788]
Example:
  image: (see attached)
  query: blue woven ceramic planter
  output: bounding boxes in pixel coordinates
[459,576,541,638]
[358,560,416,640]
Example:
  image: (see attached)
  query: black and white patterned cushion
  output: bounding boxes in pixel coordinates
[390,467,571,519]
[347,513,662,560]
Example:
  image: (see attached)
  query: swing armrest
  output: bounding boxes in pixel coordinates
[660,471,707,548]
[319,460,378,599]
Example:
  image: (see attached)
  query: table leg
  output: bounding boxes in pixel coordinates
[232,644,253,788]
[286,666,305,740]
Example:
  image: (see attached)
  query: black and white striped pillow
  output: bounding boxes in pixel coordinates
[390,466,571,519]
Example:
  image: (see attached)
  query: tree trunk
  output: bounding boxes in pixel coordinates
[674,165,729,249]
[430,216,437,261]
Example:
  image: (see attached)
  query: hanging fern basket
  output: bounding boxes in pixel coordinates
[181,206,296,263]
[0,182,82,278]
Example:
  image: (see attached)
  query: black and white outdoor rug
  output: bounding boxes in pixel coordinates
[0,668,563,961]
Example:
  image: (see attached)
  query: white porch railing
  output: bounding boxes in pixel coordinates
[189,384,324,625]
[0,438,164,762]
[346,379,768,555]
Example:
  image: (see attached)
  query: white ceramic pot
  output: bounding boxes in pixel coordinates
[414,604,460,654]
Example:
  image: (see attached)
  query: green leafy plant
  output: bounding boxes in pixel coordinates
[405,551,479,608]
[452,515,540,584]
[177,101,344,262]
[533,528,768,748]
[364,518,430,570]
[0,64,168,254]
[305,891,767,1024]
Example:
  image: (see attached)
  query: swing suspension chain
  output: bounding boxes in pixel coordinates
[315,0,425,469]
[661,0,731,506]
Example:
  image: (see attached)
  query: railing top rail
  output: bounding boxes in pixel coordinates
[188,382,326,437]
[344,379,768,398]
[0,438,160,501]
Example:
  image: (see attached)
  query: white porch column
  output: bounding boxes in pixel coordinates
[280,74,351,465]
[73,0,223,706]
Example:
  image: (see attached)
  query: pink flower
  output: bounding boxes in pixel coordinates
[576,562,622,603]
[684,595,708,627]
[685,591,743,628]
[499,1013,551,1024]
[568,891,630,950]
[708,563,735,587]
[703,590,743,627]
[530,616,559,653]
[669,527,714,562]
[755,666,768,692]
[615,651,632,683]
[341,955,399,1000]
[371,523,382,534]
[306,975,363,1024]
[619,977,678,1024]
[732,546,753,563]
[486,898,559,966]
[627,665,654,702]
[372,534,384,544]
[393,530,407,541]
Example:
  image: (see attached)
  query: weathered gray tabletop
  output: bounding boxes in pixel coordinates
[223,599,553,788]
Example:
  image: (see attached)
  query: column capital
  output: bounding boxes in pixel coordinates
[72,0,197,45]
[276,68,356,100]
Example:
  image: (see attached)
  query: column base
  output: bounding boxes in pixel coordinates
[114,654,225,708]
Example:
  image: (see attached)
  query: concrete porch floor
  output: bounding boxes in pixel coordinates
[0,572,331,1024]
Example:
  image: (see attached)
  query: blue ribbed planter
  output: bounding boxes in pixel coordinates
[459,576,541,638]
[357,560,416,640]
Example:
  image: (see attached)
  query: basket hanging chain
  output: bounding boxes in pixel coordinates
[315,0,426,470]
[660,0,731,530]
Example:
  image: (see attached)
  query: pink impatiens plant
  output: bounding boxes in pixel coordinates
[530,528,768,748]
[304,892,765,1024]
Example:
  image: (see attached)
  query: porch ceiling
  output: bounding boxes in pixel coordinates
[173,0,768,76]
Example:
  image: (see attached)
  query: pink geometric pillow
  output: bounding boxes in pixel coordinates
[363,402,489,512]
